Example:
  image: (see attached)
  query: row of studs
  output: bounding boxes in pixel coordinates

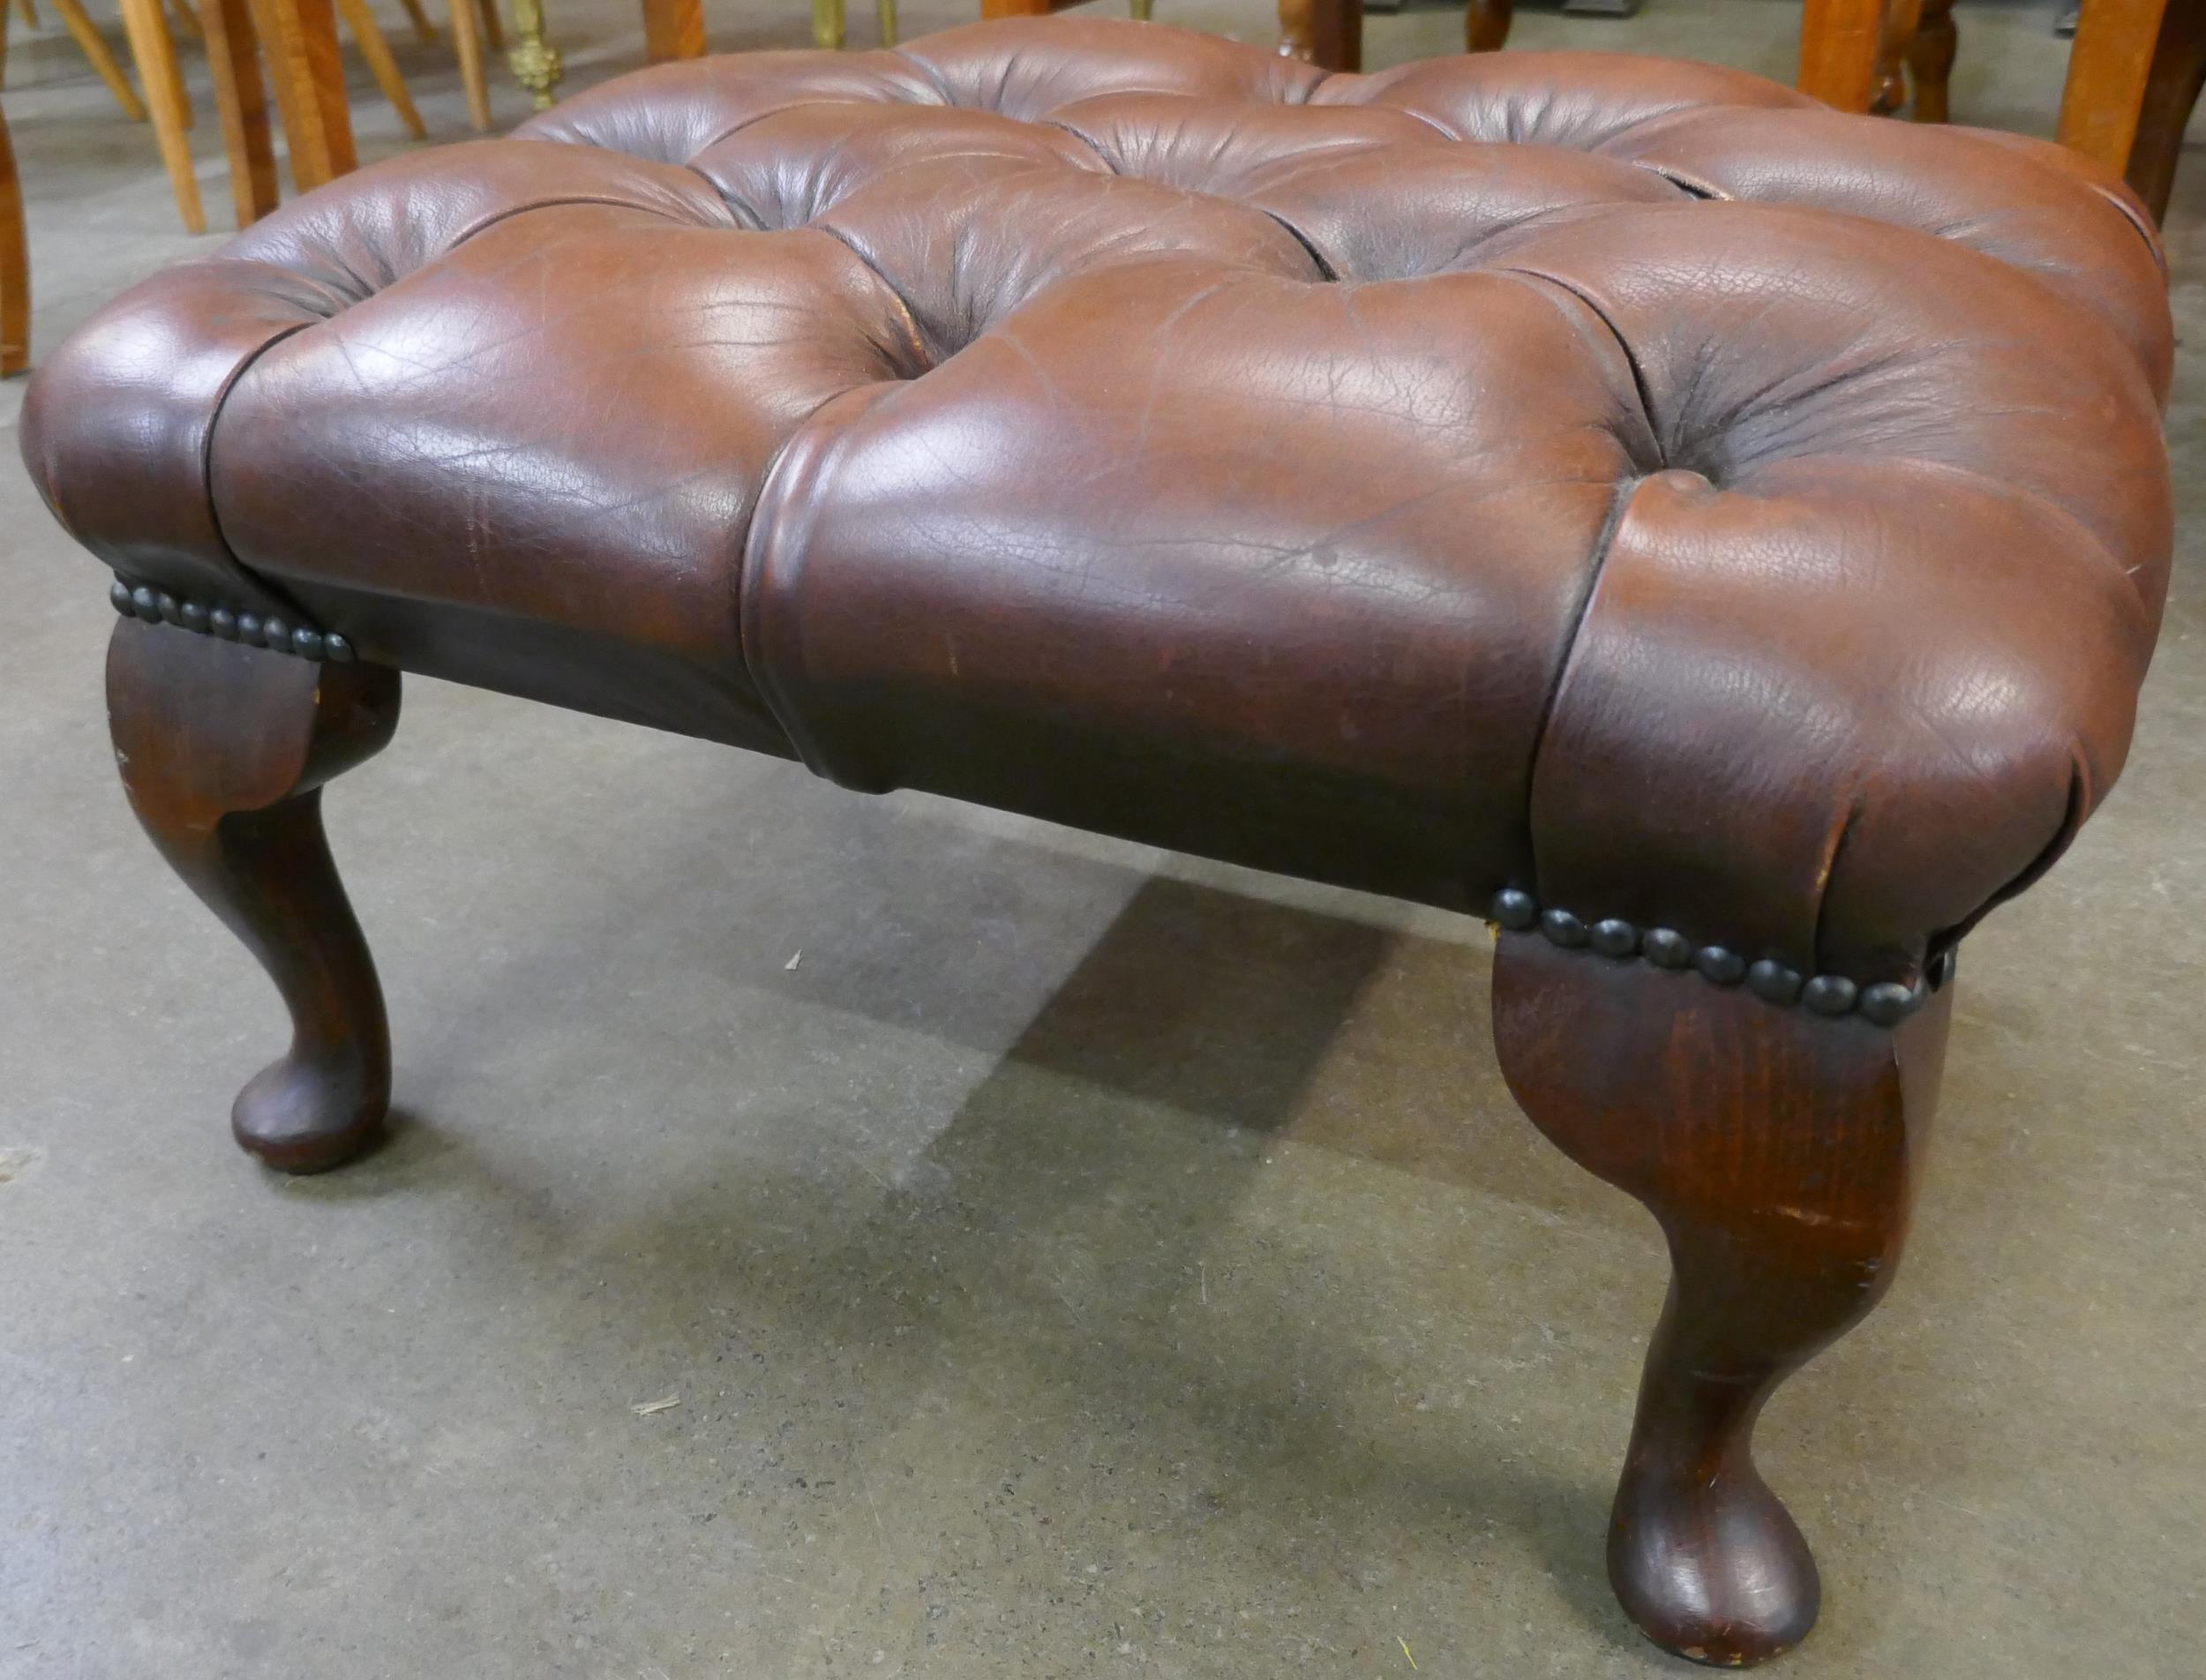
[112,578,355,664]
[1488,889,1948,1027]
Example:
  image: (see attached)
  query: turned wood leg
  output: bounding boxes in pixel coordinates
[1908,0,1955,121]
[1467,0,1511,52]
[1492,931,1952,1666]
[107,614,401,1173]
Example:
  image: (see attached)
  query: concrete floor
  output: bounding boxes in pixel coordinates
[2,1,2202,1675]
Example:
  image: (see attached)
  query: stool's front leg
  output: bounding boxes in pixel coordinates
[107,611,401,1174]
[1492,930,1951,1666]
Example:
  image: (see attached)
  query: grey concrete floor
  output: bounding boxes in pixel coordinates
[2,1,2202,1676]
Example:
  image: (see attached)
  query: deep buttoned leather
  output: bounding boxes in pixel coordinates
[23,19,2173,987]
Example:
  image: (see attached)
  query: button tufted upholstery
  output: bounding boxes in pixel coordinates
[24,18,2173,992]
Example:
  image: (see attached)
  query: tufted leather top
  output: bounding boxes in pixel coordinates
[24,18,2173,990]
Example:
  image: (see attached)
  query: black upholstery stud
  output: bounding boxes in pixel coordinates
[109,579,134,616]
[209,607,239,641]
[291,627,326,661]
[1590,918,1639,958]
[324,633,356,664]
[1747,960,1804,1004]
[1858,981,1919,1027]
[262,618,289,652]
[1643,927,1692,969]
[237,613,264,647]
[155,592,184,626]
[179,601,209,634]
[1802,974,1858,1016]
[1489,888,1539,931]
[1540,907,1588,949]
[131,586,164,624]
[1694,946,1746,986]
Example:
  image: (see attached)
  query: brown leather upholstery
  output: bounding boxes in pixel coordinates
[22,19,2172,992]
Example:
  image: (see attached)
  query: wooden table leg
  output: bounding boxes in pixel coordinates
[1798,0,1887,111]
[246,0,355,191]
[0,102,27,376]
[640,0,702,60]
[2059,0,2202,221]
[200,0,280,226]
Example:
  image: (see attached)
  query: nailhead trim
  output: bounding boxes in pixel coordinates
[111,578,353,664]
[1489,888,1941,1026]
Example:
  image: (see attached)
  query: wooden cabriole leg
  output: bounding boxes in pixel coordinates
[1491,930,1952,1666]
[107,613,401,1173]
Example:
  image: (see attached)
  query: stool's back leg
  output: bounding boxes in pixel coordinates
[1492,932,1952,1667]
[107,615,401,1174]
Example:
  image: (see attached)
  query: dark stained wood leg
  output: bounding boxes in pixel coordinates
[1908,0,1956,122]
[107,616,401,1173]
[1278,0,1358,71]
[1467,0,1511,53]
[1491,933,1952,1666]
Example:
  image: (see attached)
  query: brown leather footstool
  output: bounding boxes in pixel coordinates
[24,18,2173,1666]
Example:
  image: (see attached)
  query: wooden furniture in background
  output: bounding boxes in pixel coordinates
[2059,0,2204,218]
[0,100,26,374]
[1801,0,2204,221]
[0,0,149,120]
[1278,0,1359,67]
[1279,0,1610,74]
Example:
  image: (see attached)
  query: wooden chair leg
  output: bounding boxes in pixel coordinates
[1492,931,1952,1666]
[1909,0,1956,121]
[1278,0,1359,71]
[1126,0,1147,21]
[639,0,701,62]
[106,614,401,1174]
[334,0,426,139]
[1867,0,1918,115]
[201,0,279,226]
[473,0,499,49]
[878,0,895,43]
[0,103,27,377]
[1467,0,1512,52]
[395,0,436,41]
[2060,0,2204,222]
[811,0,840,49]
[116,0,205,232]
[446,0,489,131]
[52,0,150,122]
[165,0,200,38]
[246,0,356,191]
[1798,0,1887,110]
